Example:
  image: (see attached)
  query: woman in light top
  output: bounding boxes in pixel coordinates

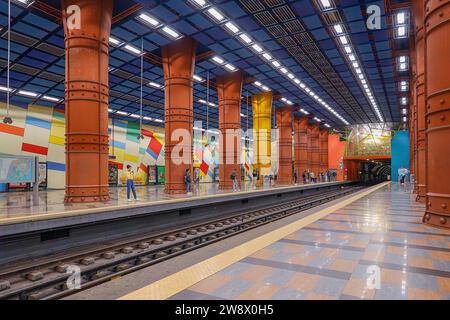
[126,165,138,202]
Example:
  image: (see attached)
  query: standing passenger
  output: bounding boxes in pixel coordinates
[293,169,298,185]
[253,169,258,188]
[231,169,238,192]
[126,165,138,202]
[184,169,192,194]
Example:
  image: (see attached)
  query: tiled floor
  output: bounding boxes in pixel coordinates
[170,183,450,300]
[0,180,334,222]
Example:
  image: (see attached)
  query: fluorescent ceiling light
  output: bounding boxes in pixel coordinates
[262,53,272,61]
[148,82,162,88]
[333,24,343,34]
[130,114,140,118]
[108,108,114,113]
[161,26,180,39]
[18,90,38,97]
[352,62,359,68]
[154,119,163,123]
[0,86,13,92]
[207,8,224,21]
[397,26,406,37]
[224,63,236,71]
[124,44,142,55]
[143,116,153,121]
[138,13,159,27]
[212,56,224,64]
[116,111,128,116]
[193,75,204,82]
[109,37,122,46]
[399,56,406,63]
[339,36,348,45]
[399,63,407,70]
[191,0,206,7]
[224,22,239,34]
[251,44,263,53]
[12,0,34,8]
[397,12,405,24]
[42,95,61,102]
[319,0,331,8]
[262,86,270,91]
[402,109,407,115]
[239,33,252,44]
[355,68,362,74]
[402,116,407,122]
[287,73,295,79]
[348,54,356,61]
[254,81,262,87]
[271,60,281,68]
[280,67,288,74]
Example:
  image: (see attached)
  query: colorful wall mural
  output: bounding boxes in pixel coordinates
[0,103,292,189]
[0,102,165,189]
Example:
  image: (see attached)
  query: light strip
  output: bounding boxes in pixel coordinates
[17,90,39,97]
[330,23,384,122]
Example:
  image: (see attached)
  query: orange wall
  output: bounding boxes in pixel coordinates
[328,134,346,181]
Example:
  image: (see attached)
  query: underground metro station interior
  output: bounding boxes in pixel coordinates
[0,0,449,305]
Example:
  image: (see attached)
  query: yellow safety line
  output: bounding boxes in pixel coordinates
[119,181,390,300]
[0,181,344,226]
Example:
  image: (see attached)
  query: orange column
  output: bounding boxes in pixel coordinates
[162,38,197,194]
[217,71,243,190]
[293,115,308,182]
[310,124,320,177]
[410,40,418,192]
[275,106,293,185]
[62,0,112,203]
[319,129,329,175]
[414,0,427,201]
[307,124,313,172]
[328,134,346,181]
[423,0,450,228]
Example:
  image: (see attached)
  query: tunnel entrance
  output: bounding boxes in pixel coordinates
[343,156,391,183]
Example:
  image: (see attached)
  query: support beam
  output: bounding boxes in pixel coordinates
[293,115,308,183]
[275,106,293,185]
[162,37,197,194]
[252,92,273,186]
[217,71,243,190]
[410,39,417,192]
[310,123,321,178]
[319,129,329,176]
[62,0,113,203]
[423,0,450,228]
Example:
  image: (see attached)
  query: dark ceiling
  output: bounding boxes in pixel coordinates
[0,0,412,130]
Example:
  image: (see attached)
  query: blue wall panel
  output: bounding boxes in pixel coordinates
[391,131,410,181]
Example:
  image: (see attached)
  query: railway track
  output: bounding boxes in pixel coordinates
[0,184,364,300]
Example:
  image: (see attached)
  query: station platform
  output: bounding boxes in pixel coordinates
[0,181,346,228]
[99,182,450,300]
[0,181,351,264]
